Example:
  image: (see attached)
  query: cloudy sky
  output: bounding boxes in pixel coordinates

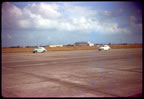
[2,2,142,47]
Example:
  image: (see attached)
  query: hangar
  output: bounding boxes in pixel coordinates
[74,41,94,46]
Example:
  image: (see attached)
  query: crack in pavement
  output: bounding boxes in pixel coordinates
[2,67,119,97]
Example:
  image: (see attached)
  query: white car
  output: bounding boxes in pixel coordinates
[98,45,111,51]
[32,47,47,53]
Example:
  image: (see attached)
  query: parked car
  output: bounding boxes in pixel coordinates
[98,45,111,51]
[32,47,47,53]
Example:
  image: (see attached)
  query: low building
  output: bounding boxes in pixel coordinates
[49,45,63,47]
[87,42,94,46]
[74,41,94,46]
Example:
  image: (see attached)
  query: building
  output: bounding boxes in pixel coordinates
[49,45,63,47]
[87,41,94,46]
[74,41,94,46]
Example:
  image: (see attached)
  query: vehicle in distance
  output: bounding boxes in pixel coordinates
[98,45,111,51]
[32,47,47,53]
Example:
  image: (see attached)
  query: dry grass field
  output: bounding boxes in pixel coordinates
[1,44,142,53]
[109,44,142,49]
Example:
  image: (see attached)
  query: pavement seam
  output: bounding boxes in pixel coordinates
[3,67,120,97]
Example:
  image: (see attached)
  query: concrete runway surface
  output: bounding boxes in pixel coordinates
[2,48,142,97]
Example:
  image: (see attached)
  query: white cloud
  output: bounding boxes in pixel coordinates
[7,34,12,39]
[62,3,97,17]
[129,16,142,33]
[18,19,30,28]
[2,2,23,28]
[2,2,142,36]
[103,10,112,16]
[120,8,123,13]
[130,16,136,24]
[24,3,62,19]
[0,2,111,32]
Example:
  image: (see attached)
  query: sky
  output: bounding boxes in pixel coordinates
[2,2,142,47]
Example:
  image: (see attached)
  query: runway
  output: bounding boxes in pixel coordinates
[2,48,142,97]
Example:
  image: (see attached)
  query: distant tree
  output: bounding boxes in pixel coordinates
[26,46,31,48]
[108,43,111,45]
[66,44,73,46]
[10,46,20,48]
[122,43,127,45]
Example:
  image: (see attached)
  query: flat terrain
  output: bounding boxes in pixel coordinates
[2,48,142,97]
[2,44,142,53]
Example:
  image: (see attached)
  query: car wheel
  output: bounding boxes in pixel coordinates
[33,51,37,53]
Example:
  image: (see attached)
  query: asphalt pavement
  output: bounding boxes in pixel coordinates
[2,48,142,97]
